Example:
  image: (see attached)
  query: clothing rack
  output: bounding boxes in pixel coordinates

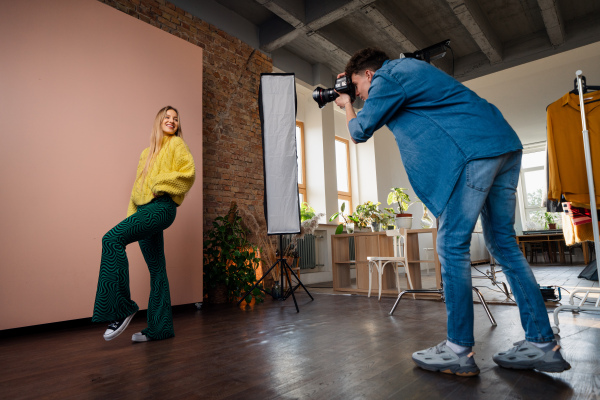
[552,70,600,333]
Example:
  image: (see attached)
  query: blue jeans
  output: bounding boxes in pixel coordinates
[437,150,554,346]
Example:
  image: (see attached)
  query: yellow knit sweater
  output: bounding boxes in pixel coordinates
[127,136,195,217]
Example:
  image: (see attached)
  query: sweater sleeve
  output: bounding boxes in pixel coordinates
[126,198,138,218]
[126,149,147,217]
[152,139,196,197]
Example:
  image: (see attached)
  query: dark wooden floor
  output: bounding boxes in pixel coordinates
[1,291,599,399]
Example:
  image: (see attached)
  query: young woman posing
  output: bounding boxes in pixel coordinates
[92,106,195,342]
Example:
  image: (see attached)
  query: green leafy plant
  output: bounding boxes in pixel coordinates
[542,212,559,229]
[356,201,384,225]
[353,203,371,228]
[387,187,415,215]
[204,202,264,304]
[531,211,559,229]
[351,209,369,229]
[382,207,396,228]
[329,202,358,234]
[300,202,316,222]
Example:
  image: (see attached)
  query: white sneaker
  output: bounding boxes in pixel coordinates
[132,332,151,342]
[103,312,136,341]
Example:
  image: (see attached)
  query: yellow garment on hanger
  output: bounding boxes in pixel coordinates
[562,213,597,245]
[547,90,600,209]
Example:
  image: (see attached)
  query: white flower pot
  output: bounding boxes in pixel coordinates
[395,216,413,229]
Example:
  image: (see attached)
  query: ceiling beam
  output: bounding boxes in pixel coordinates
[307,31,352,63]
[360,5,419,53]
[259,17,303,53]
[306,0,376,30]
[446,0,503,64]
[537,0,565,46]
[255,0,303,28]
[257,0,375,53]
[361,5,453,73]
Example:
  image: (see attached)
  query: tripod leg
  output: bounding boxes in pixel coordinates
[389,291,407,315]
[284,262,314,301]
[236,260,280,306]
[472,287,497,326]
[281,260,299,312]
[389,289,443,315]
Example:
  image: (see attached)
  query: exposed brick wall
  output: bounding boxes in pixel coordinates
[98,0,271,232]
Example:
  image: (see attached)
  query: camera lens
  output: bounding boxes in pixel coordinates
[312,87,339,109]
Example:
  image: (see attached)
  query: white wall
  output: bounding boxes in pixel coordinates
[462,41,600,145]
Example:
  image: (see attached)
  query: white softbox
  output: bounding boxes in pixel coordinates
[259,73,301,235]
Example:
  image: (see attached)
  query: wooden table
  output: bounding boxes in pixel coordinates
[331,229,441,297]
[516,232,590,264]
[331,231,396,296]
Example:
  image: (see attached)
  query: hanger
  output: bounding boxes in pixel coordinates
[570,75,600,94]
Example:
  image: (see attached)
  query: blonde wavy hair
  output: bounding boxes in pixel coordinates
[138,106,182,190]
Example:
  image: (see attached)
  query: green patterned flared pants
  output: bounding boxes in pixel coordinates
[92,195,177,340]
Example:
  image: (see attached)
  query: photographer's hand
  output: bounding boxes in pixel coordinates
[334,92,352,109]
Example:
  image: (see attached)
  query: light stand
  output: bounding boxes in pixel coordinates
[388,218,497,326]
[400,39,451,63]
[237,234,313,312]
[388,279,497,326]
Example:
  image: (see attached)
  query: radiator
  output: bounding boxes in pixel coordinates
[283,234,318,269]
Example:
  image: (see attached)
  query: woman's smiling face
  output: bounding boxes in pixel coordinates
[162,109,179,135]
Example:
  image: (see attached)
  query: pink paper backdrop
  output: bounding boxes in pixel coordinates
[0,0,203,329]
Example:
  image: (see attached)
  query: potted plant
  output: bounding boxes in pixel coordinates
[204,202,264,305]
[329,202,358,234]
[387,187,416,229]
[544,212,558,230]
[356,201,385,232]
[300,202,316,222]
[383,207,396,229]
[351,209,369,231]
[420,203,434,228]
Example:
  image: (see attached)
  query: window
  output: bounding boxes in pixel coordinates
[335,137,352,222]
[296,121,307,204]
[517,145,560,230]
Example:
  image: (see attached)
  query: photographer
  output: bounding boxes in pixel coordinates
[334,48,570,376]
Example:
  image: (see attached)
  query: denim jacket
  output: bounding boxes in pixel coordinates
[348,58,522,217]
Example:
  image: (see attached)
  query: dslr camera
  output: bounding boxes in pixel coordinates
[312,75,356,108]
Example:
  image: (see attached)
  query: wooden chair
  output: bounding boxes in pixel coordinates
[385,229,497,327]
[529,242,550,264]
[367,229,439,301]
[367,230,411,301]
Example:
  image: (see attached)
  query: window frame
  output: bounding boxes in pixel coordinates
[516,143,547,229]
[335,136,352,218]
[296,121,307,204]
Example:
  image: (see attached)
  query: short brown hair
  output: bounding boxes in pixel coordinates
[345,48,390,77]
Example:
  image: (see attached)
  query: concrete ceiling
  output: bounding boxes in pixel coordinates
[200,0,600,83]
[170,0,600,145]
